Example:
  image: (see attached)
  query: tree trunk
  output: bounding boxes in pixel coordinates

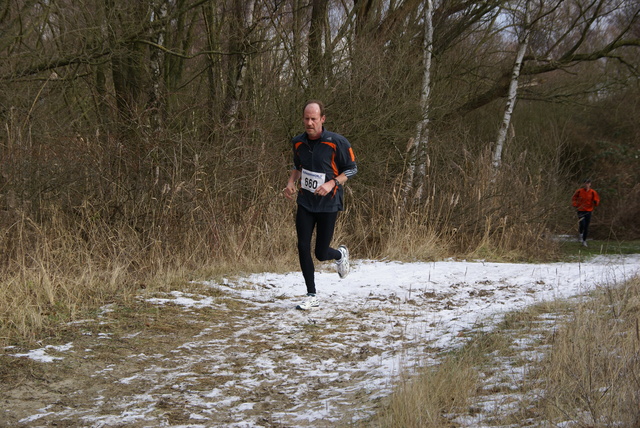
[203,0,221,129]
[492,0,531,174]
[403,0,434,205]
[106,0,149,134]
[149,1,167,135]
[223,0,254,126]
[164,0,194,120]
[308,0,328,88]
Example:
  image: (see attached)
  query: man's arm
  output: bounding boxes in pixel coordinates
[284,169,301,200]
[571,189,580,207]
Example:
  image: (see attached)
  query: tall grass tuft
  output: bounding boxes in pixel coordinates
[535,276,640,426]
[0,178,299,346]
[1,127,564,345]
[363,276,640,427]
[370,355,479,427]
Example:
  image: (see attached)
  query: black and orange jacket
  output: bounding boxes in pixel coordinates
[292,128,357,213]
[572,188,600,212]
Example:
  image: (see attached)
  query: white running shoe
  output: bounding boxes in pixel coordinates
[582,240,588,247]
[336,245,350,279]
[296,295,319,310]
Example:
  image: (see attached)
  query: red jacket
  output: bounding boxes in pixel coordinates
[572,188,600,212]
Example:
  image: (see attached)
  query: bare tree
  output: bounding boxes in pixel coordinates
[492,0,533,174]
[203,0,222,127]
[308,0,328,88]
[404,0,435,204]
[221,0,254,126]
[449,0,640,119]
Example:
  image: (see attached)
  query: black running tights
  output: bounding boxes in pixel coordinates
[577,211,592,241]
[296,205,341,294]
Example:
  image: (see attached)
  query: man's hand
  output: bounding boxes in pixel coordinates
[283,182,297,200]
[314,180,336,197]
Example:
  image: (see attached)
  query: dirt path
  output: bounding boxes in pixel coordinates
[2,275,439,427]
[3,257,638,427]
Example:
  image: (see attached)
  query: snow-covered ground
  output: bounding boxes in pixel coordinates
[6,254,640,427]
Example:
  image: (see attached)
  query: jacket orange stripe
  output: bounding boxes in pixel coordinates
[321,142,339,177]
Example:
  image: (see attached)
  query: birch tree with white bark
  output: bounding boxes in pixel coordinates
[403,0,434,206]
[492,0,533,174]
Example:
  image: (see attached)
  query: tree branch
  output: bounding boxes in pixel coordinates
[447,37,640,119]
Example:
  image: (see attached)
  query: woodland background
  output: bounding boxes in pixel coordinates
[1,0,640,342]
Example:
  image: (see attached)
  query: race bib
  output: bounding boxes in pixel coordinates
[301,169,326,193]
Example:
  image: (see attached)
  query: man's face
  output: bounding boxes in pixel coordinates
[303,103,325,139]
[584,182,591,190]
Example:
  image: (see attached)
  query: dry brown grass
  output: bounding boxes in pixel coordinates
[0,195,299,346]
[369,356,479,427]
[363,276,640,427]
[535,277,640,426]
[0,162,562,347]
[0,124,565,348]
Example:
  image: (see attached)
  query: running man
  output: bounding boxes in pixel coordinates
[572,178,600,247]
[283,100,358,310]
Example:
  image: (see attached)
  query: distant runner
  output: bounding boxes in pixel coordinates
[572,178,600,247]
[283,100,357,310]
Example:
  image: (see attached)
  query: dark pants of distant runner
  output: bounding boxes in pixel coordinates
[577,211,592,242]
[296,205,341,295]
